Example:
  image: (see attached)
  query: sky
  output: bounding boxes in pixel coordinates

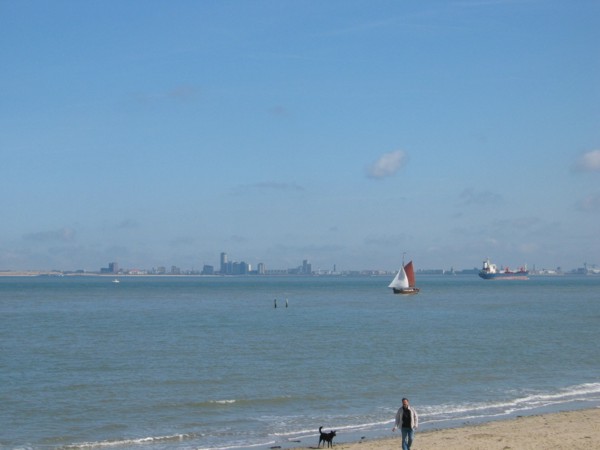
[1,0,599,273]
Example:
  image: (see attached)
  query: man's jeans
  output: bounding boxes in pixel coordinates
[401,427,414,450]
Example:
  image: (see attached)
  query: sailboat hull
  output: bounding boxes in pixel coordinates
[392,287,420,295]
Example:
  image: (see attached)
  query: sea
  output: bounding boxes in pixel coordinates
[1,274,599,450]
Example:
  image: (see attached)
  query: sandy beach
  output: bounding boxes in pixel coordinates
[302,408,599,450]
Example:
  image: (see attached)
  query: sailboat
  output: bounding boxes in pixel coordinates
[388,260,420,295]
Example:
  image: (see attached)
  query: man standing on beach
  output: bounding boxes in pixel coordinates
[392,398,418,450]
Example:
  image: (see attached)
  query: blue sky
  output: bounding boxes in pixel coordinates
[1,0,599,272]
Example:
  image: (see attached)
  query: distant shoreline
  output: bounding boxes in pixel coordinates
[0,271,217,277]
[0,271,70,277]
[1,270,598,278]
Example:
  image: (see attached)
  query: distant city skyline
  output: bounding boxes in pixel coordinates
[2,243,598,275]
[1,2,598,273]
[2,251,595,277]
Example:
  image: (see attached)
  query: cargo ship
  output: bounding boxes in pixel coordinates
[478,258,529,280]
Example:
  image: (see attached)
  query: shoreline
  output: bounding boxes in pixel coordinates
[296,408,599,450]
[2,271,598,278]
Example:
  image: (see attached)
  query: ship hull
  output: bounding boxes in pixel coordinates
[479,272,529,280]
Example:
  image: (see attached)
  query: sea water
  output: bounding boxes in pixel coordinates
[1,275,599,450]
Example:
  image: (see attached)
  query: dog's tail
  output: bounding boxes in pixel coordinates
[319,426,323,432]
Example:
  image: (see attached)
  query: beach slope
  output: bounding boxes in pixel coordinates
[307,408,599,450]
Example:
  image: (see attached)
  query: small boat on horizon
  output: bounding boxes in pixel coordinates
[112,278,120,284]
[388,259,420,295]
[478,258,529,280]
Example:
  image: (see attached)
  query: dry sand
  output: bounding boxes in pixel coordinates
[299,408,599,450]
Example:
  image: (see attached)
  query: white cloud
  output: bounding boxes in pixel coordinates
[575,149,600,172]
[578,193,600,212]
[366,150,408,179]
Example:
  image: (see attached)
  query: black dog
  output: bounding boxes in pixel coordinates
[318,426,337,448]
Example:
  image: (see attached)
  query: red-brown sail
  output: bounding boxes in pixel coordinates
[404,261,416,288]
